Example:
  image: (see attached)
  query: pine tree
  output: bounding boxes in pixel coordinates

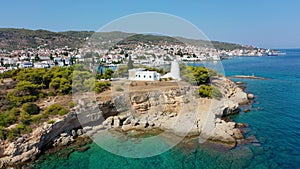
[127,55,133,70]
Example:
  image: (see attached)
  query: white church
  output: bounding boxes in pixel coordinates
[128,60,181,81]
[128,68,161,81]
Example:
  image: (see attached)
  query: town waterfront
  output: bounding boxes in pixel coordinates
[34,49,300,168]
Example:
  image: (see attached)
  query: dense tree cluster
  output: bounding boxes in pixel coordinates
[5,66,73,107]
[179,63,222,99]
[96,68,114,80]
[180,64,216,85]
[188,66,212,85]
[0,64,112,140]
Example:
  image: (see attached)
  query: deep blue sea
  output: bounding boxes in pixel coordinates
[34,49,300,169]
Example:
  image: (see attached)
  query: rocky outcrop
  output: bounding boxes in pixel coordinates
[247,93,255,100]
[215,77,249,105]
[222,100,240,116]
[0,77,251,167]
[209,119,244,147]
[0,112,82,167]
[95,78,249,148]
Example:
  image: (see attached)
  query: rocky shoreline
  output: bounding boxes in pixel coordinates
[0,77,254,168]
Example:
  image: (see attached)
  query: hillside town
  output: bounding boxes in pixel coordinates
[0,39,279,73]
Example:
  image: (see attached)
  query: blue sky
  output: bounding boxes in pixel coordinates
[1,0,300,48]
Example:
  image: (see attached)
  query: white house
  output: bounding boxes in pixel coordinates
[21,62,33,68]
[128,68,161,81]
[34,62,50,68]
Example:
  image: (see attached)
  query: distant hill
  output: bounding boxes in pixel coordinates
[175,37,252,50]
[0,28,93,50]
[0,28,254,51]
[117,34,252,50]
[117,34,185,45]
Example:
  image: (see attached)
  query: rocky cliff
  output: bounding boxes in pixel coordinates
[96,77,248,147]
[0,112,82,167]
[0,77,249,167]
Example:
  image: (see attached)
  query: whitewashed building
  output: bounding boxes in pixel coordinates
[128,68,161,81]
[34,62,50,68]
[21,62,33,68]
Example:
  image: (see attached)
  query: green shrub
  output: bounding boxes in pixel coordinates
[49,77,61,90]
[5,113,17,126]
[47,119,56,124]
[47,90,56,96]
[6,80,41,106]
[7,128,18,141]
[95,81,111,93]
[189,67,210,85]
[198,85,212,98]
[44,104,69,116]
[58,108,69,116]
[0,112,17,127]
[50,77,71,94]
[102,68,114,80]
[20,111,31,125]
[0,126,7,140]
[1,122,32,141]
[22,103,40,115]
[15,123,32,134]
[8,107,20,116]
[15,123,25,131]
[58,77,71,94]
[69,101,75,108]
[198,85,223,99]
[31,113,48,124]
[7,90,38,106]
[0,69,15,79]
[39,92,46,98]
[181,66,217,85]
[15,80,41,93]
[16,68,46,85]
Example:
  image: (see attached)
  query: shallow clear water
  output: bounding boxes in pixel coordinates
[34,49,300,169]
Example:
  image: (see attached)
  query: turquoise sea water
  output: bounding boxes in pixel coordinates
[34,49,300,169]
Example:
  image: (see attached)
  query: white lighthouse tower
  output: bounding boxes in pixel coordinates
[170,60,181,80]
[162,60,181,80]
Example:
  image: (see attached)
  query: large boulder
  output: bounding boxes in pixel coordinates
[77,129,83,136]
[247,93,255,100]
[121,124,134,132]
[131,94,149,104]
[222,101,240,116]
[113,116,121,128]
[60,135,74,146]
[209,120,238,148]
[232,128,244,139]
[102,116,114,128]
